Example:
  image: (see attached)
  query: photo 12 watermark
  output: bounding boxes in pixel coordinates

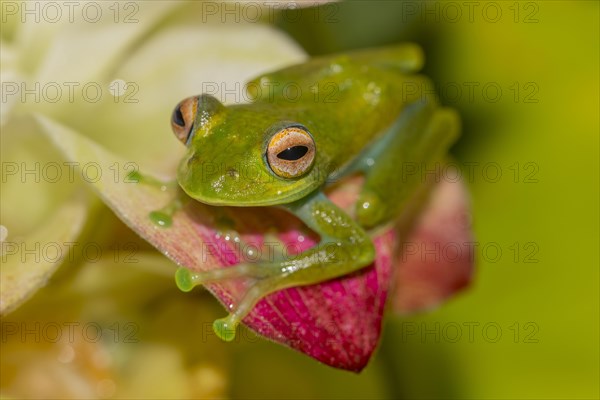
[397,321,540,344]
[399,1,540,24]
[1,321,140,344]
[1,80,139,105]
[396,161,540,185]
[402,81,541,105]
[1,1,140,24]
[198,80,341,105]
[1,161,140,184]
[399,241,540,264]
[0,239,140,264]
[198,1,340,24]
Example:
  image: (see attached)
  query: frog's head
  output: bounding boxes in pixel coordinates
[170,94,321,206]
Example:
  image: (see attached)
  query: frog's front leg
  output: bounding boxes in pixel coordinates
[128,170,186,228]
[176,191,375,341]
[353,100,461,229]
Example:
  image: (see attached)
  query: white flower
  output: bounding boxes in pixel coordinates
[1,0,306,314]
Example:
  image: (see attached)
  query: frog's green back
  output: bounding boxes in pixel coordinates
[178,44,443,207]
[245,43,435,177]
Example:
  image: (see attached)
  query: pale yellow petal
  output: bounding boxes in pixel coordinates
[0,190,91,315]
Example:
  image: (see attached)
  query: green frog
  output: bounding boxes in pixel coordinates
[166,44,459,341]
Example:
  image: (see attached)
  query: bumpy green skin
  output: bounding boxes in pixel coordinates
[174,44,460,340]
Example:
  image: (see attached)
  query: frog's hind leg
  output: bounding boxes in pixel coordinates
[211,277,287,341]
[176,264,291,341]
[354,100,461,229]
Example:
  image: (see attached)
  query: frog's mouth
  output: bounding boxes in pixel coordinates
[179,185,312,207]
[177,154,320,207]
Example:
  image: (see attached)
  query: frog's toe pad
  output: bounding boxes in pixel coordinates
[175,267,195,292]
[356,191,385,228]
[213,317,238,342]
[149,210,173,228]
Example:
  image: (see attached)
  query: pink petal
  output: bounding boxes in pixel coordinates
[147,183,396,372]
[246,228,396,371]
[392,178,475,314]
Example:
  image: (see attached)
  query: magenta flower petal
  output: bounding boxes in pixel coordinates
[245,229,396,371]
[392,178,474,314]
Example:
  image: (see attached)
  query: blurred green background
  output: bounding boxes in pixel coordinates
[1,1,598,399]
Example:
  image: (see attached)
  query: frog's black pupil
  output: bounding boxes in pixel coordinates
[173,107,185,127]
[277,146,308,161]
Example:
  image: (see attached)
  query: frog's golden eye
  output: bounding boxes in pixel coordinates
[171,96,198,144]
[266,125,316,179]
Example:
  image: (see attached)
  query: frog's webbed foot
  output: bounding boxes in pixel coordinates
[130,171,185,228]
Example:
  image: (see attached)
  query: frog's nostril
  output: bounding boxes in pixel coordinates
[227,168,239,179]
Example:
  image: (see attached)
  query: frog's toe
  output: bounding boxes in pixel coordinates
[356,190,385,228]
[175,267,195,292]
[175,264,272,293]
[149,210,173,228]
[213,316,238,342]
